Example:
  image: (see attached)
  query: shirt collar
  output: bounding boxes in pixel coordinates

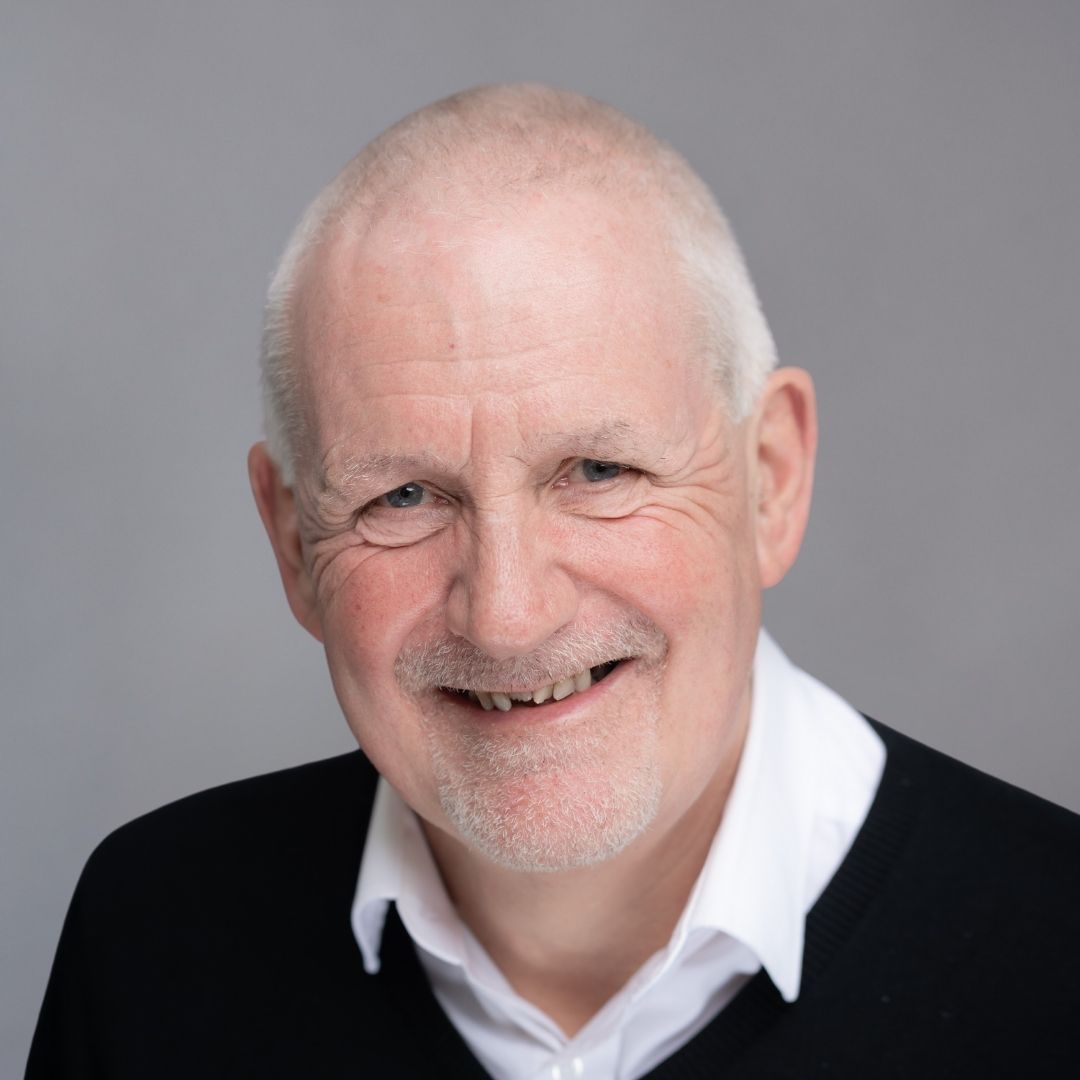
[675,628,818,1001]
[352,777,465,975]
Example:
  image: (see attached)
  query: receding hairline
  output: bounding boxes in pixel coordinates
[295,84,720,286]
[330,84,687,212]
[261,83,778,484]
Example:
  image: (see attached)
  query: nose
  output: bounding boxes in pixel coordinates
[445,511,579,660]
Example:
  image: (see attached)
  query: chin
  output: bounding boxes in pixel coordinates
[440,760,662,874]
[427,682,665,874]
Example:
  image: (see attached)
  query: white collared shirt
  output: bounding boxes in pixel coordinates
[352,630,885,1080]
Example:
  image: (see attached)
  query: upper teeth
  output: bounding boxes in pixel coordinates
[471,666,596,712]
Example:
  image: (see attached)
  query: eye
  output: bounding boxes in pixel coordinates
[574,459,626,483]
[554,458,642,520]
[354,480,453,546]
[378,482,429,508]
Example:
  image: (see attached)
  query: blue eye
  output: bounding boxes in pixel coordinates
[580,460,624,482]
[382,483,427,508]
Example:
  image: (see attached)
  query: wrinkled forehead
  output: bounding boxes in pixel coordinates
[288,185,712,470]
[302,182,699,341]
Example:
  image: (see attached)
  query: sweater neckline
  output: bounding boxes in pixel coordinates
[375,719,919,1079]
[642,718,919,1078]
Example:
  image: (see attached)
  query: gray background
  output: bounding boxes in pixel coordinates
[4,0,1078,1068]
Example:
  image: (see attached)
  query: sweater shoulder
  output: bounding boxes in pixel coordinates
[871,717,1078,831]
[94,749,378,850]
[77,751,379,914]
[866,717,1080,902]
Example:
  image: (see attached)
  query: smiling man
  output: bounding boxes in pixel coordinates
[29,85,1079,1078]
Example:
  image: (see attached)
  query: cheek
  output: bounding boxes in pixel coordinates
[317,543,452,680]
[316,547,451,810]
[572,510,753,632]
[576,513,759,734]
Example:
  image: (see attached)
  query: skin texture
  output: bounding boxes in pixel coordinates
[249,184,817,1032]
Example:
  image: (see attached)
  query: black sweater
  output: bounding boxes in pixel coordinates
[27,721,1080,1077]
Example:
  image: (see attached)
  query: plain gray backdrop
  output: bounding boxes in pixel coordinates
[4,1,1078,1069]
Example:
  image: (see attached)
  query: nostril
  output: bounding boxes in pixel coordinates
[445,546,580,660]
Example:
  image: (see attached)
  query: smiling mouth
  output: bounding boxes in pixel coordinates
[439,659,624,712]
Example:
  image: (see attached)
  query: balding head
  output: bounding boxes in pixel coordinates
[260,83,777,483]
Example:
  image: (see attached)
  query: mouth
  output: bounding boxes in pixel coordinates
[438,658,625,712]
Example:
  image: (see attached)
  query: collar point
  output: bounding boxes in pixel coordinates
[359,946,382,976]
[775,974,801,1004]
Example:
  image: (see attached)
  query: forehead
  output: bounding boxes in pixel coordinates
[293,187,712,484]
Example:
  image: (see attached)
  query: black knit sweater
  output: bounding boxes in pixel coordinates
[27,721,1080,1077]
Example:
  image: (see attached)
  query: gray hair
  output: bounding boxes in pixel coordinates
[259,84,778,485]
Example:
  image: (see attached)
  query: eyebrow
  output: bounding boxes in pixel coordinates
[315,419,665,505]
[317,451,457,506]
[526,419,655,462]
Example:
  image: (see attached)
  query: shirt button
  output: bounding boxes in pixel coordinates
[572,1058,585,1077]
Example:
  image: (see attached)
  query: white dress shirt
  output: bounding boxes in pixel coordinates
[352,630,885,1080]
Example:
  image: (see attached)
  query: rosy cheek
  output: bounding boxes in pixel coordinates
[323,544,451,648]
[572,518,716,605]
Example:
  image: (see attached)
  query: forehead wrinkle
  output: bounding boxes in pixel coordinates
[523,419,671,467]
[327,332,603,374]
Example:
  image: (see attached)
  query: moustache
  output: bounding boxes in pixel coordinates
[394,614,668,694]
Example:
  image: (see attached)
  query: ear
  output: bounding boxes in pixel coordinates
[749,367,818,589]
[247,442,324,642]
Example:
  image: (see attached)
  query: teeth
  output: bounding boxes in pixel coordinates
[552,677,576,701]
[459,661,619,711]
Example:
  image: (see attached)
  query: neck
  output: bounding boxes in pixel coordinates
[421,692,750,1036]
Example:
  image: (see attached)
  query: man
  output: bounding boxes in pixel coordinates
[28,84,1079,1077]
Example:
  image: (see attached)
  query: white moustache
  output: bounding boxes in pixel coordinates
[394,614,667,696]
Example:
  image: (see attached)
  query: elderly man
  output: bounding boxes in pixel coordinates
[29,85,1078,1078]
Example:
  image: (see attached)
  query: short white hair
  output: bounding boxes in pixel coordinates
[259,84,778,484]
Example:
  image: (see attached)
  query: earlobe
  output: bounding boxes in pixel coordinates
[751,368,818,589]
[247,443,324,642]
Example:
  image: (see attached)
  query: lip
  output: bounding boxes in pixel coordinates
[434,658,635,727]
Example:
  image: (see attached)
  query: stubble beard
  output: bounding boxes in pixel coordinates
[398,617,668,873]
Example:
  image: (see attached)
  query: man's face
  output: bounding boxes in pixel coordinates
[276,187,768,872]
